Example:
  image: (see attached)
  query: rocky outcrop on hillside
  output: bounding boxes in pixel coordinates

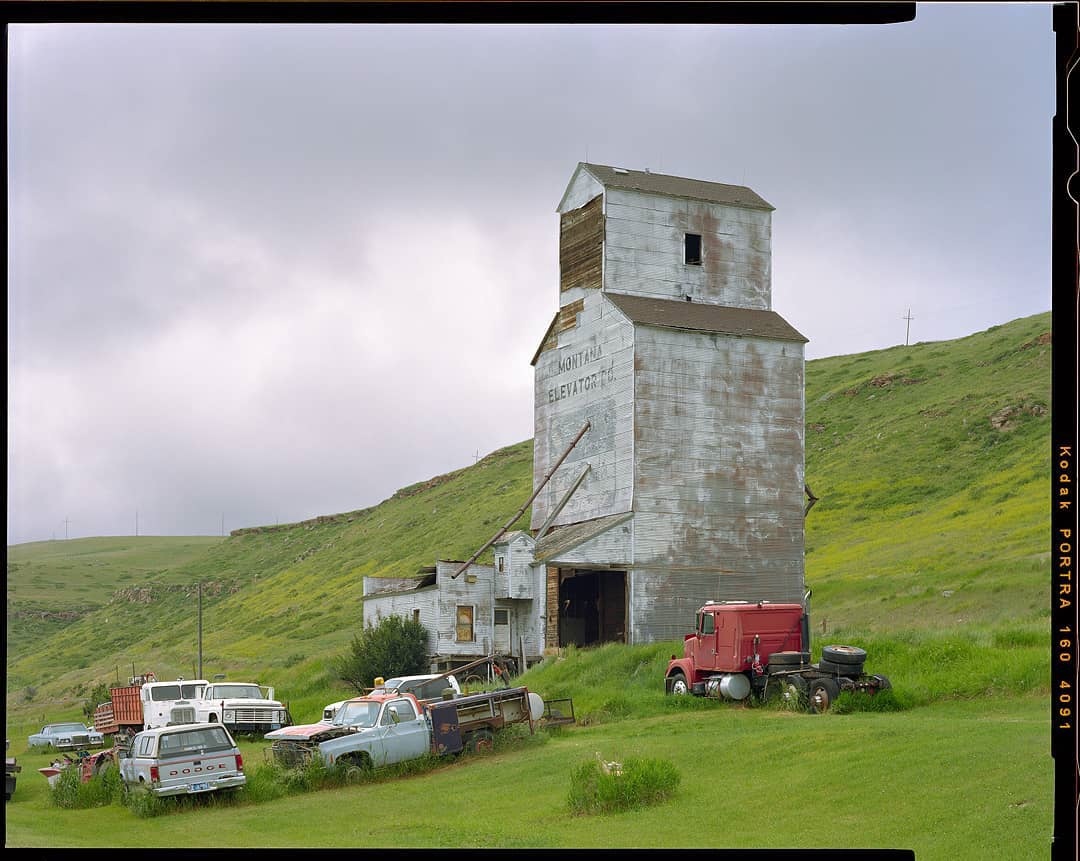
[110,581,242,603]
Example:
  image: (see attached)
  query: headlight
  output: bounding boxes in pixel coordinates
[223,710,235,721]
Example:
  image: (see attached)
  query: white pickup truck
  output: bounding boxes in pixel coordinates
[196,682,290,736]
[118,723,246,798]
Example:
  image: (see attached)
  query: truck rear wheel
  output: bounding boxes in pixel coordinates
[464,729,494,754]
[809,678,840,713]
[768,677,807,708]
[667,671,690,696]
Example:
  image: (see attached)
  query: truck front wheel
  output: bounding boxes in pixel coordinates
[809,678,840,713]
[339,752,373,782]
[668,671,690,695]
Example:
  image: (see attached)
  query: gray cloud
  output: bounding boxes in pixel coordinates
[7,6,1055,543]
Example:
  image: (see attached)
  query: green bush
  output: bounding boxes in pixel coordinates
[831,688,906,714]
[334,614,429,693]
[567,755,680,815]
[48,761,123,809]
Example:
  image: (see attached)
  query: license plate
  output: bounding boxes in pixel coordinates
[270,724,281,730]
[189,782,210,793]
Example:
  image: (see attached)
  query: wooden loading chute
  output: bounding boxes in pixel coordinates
[451,421,590,580]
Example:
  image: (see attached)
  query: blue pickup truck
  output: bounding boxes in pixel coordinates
[267,686,544,771]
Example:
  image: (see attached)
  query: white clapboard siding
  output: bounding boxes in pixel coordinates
[602,187,771,309]
[532,292,636,530]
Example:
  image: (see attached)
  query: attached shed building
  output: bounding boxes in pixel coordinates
[529,163,809,647]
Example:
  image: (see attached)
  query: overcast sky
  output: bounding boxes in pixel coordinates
[6,4,1056,544]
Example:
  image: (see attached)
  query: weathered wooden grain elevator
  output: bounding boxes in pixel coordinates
[530,163,809,648]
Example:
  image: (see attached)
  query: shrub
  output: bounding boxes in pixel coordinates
[124,788,168,818]
[334,614,429,693]
[831,688,906,714]
[567,755,680,815]
[48,761,123,809]
[83,681,111,721]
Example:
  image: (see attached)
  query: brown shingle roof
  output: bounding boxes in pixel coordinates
[606,293,808,343]
[582,163,774,211]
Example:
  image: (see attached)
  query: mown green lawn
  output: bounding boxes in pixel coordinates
[4,696,1052,858]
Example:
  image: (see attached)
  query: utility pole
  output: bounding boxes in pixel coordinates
[64,517,70,540]
[903,309,914,346]
[197,581,203,680]
[135,509,139,537]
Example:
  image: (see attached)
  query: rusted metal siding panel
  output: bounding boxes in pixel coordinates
[627,567,805,644]
[531,292,635,531]
[604,188,771,309]
[560,195,603,295]
[631,327,805,594]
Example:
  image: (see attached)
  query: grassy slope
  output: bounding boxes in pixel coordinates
[3,312,1055,856]
[5,312,1052,727]
[4,698,1051,857]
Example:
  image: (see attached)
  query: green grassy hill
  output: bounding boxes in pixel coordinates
[5,311,1052,728]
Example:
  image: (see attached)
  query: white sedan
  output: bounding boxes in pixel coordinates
[27,722,105,751]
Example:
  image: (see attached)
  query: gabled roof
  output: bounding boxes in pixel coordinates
[574,163,774,212]
[606,293,808,344]
[533,512,633,563]
[494,530,535,548]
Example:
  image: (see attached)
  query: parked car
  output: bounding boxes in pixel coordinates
[27,722,103,751]
[320,701,346,723]
[118,723,245,798]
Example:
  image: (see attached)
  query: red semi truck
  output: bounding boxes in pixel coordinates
[664,599,891,713]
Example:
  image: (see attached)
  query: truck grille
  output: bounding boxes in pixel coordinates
[170,707,196,724]
[270,740,313,768]
[233,708,278,723]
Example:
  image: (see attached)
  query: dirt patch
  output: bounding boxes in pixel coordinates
[989,402,1048,431]
[1019,332,1051,350]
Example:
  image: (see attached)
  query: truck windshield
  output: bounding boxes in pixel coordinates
[206,685,262,699]
[333,702,380,728]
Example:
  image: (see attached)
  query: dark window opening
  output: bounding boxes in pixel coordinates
[685,233,702,265]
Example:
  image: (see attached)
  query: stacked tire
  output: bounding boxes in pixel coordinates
[766,651,811,670]
[818,644,866,676]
